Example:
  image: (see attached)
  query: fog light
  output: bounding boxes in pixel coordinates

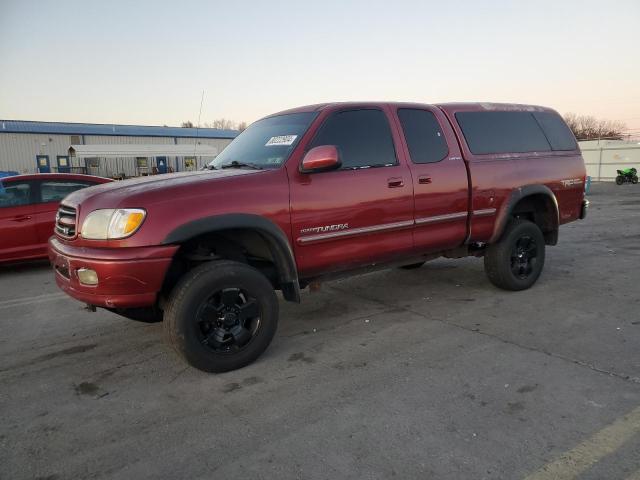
[77,268,99,286]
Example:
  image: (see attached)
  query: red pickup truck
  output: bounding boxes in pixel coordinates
[49,102,588,372]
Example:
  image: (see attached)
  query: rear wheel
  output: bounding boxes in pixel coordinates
[484,219,545,291]
[616,176,624,185]
[632,176,638,185]
[164,260,278,373]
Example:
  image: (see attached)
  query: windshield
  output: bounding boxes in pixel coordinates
[208,112,318,170]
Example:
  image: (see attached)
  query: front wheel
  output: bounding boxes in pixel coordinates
[616,176,624,185]
[164,260,278,373]
[483,219,545,291]
[632,176,639,185]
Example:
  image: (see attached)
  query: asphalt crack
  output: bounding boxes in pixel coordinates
[329,285,640,386]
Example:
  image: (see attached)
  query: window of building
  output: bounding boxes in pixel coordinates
[184,157,196,170]
[455,111,552,155]
[85,157,100,168]
[398,109,449,164]
[310,109,397,169]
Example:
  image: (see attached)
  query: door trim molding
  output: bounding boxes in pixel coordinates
[297,209,472,245]
[415,211,467,225]
[473,208,497,217]
[297,219,414,245]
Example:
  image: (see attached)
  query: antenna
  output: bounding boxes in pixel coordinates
[194,90,204,158]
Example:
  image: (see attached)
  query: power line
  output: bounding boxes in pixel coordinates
[193,90,204,158]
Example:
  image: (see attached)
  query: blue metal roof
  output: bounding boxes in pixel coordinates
[0,119,238,139]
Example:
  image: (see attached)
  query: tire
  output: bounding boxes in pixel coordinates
[483,219,545,291]
[164,260,278,373]
[616,176,624,185]
[632,176,638,185]
[400,261,426,270]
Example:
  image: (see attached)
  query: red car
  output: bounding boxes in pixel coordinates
[0,173,111,263]
[49,102,588,372]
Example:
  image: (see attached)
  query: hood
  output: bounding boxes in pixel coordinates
[63,169,262,209]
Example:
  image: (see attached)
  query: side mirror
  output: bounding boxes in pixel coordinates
[300,145,341,173]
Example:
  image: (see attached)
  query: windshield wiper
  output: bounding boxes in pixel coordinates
[219,161,263,170]
[202,164,217,170]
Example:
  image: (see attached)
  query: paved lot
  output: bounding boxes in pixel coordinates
[1,183,639,480]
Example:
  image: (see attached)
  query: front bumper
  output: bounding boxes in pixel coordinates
[48,237,178,308]
[580,199,589,220]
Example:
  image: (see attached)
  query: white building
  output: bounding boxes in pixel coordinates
[0,120,238,178]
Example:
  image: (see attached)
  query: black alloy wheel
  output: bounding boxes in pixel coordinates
[164,260,279,373]
[197,287,261,353]
[510,235,538,280]
[484,219,546,291]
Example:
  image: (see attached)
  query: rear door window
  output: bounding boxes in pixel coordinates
[533,111,577,151]
[455,111,552,154]
[0,181,32,208]
[39,181,92,203]
[310,109,397,169]
[398,109,449,163]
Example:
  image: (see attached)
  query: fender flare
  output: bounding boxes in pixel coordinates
[162,213,301,302]
[490,185,559,244]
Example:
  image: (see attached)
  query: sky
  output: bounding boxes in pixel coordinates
[1,0,639,134]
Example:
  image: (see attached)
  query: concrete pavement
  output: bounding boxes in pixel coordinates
[1,182,638,479]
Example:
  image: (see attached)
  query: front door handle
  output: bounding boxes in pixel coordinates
[387,177,404,188]
[11,215,32,222]
[418,175,432,184]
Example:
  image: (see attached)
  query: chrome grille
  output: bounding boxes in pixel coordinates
[55,205,77,238]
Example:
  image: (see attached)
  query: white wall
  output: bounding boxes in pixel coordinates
[579,140,640,180]
[0,132,233,177]
[0,132,72,173]
[175,137,230,169]
[81,135,175,178]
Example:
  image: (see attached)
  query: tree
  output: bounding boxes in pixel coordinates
[563,113,626,141]
[181,121,194,128]
[202,119,248,131]
[205,118,236,130]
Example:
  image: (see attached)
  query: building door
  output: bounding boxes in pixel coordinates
[56,156,71,173]
[156,156,168,174]
[36,155,50,173]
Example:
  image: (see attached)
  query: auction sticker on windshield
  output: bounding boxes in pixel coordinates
[265,135,297,146]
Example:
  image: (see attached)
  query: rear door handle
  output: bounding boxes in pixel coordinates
[11,215,32,222]
[387,177,404,188]
[418,175,432,184]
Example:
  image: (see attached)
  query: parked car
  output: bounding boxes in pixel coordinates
[49,102,588,372]
[0,173,112,263]
[0,171,19,179]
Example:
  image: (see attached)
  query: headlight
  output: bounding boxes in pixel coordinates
[81,210,113,239]
[81,208,146,240]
